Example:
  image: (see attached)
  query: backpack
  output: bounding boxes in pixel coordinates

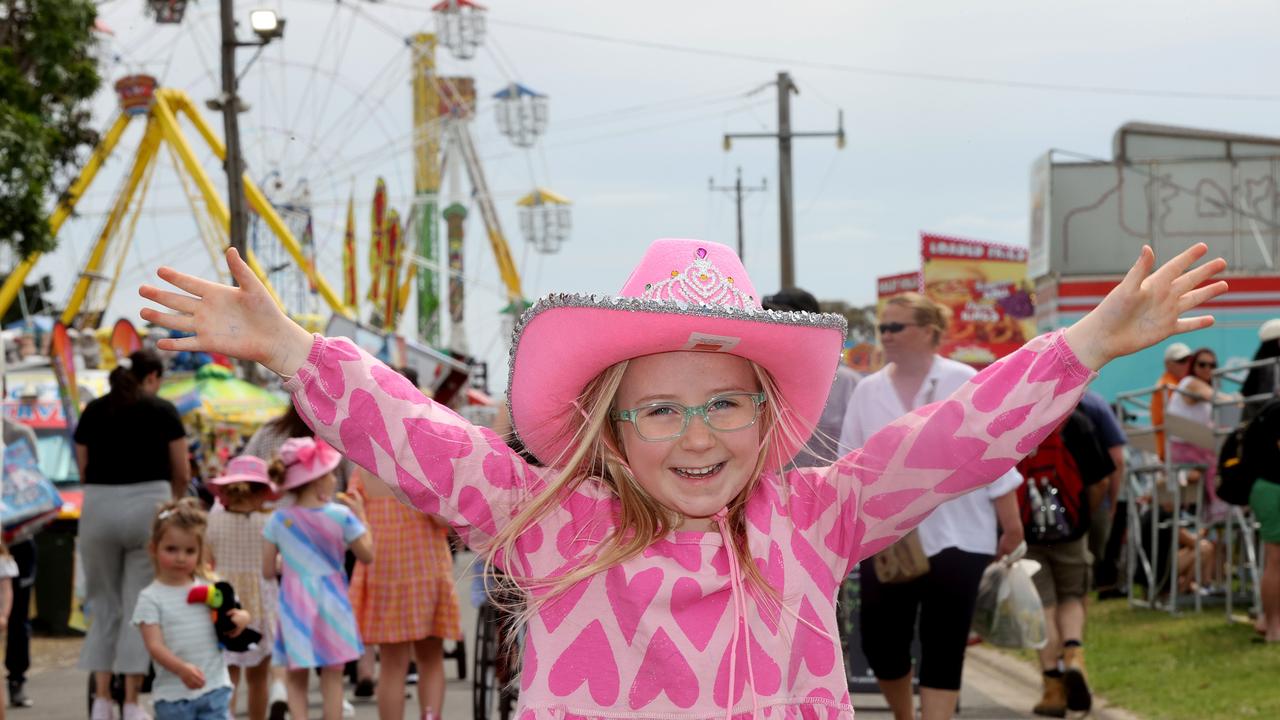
[1015,424,1086,544]
[1219,396,1280,505]
[1216,428,1255,506]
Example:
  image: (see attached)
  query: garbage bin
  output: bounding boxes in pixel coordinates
[32,517,80,636]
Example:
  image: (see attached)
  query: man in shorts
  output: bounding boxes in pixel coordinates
[1018,408,1115,717]
[1250,477,1280,644]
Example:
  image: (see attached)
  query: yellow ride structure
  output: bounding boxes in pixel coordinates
[0,79,352,329]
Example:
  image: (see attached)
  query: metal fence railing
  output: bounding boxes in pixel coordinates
[1111,355,1280,621]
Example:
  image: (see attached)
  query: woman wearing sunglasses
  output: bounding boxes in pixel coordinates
[838,292,1025,720]
[1167,347,1232,523]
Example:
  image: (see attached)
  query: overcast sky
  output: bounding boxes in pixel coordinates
[37,0,1280,387]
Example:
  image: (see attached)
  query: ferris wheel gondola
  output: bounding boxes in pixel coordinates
[146,0,189,24]
[516,188,571,255]
[492,83,548,149]
[432,0,487,60]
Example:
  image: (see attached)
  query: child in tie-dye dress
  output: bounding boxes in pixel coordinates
[263,437,373,720]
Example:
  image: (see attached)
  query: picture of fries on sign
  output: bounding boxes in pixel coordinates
[921,233,1036,369]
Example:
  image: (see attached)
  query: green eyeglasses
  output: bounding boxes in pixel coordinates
[611,392,767,442]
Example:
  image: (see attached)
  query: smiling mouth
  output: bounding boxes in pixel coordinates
[672,462,726,480]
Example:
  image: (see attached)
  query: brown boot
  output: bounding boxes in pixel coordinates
[1062,645,1093,712]
[1033,675,1068,718]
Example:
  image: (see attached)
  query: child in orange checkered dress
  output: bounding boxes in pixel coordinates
[349,467,461,720]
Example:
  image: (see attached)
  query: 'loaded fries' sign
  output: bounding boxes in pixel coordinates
[921,233,1035,368]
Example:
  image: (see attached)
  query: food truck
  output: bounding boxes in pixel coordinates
[1030,122,1280,399]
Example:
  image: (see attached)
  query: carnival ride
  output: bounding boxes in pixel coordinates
[0,0,573,373]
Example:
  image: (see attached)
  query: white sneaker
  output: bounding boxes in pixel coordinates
[90,698,119,720]
[268,681,289,720]
[342,698,356,718]
[122,702,152,720]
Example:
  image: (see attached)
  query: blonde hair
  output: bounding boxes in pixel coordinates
[484,358,802,634]
[267,459,330,495]
[149,497,213,580]
[219,480,272,508]
[885,292,951,346]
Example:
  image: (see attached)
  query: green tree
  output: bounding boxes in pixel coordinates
[818,299,878,344]
[0,0,101,258]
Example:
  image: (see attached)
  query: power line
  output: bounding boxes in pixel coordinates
[486,18,1280,104]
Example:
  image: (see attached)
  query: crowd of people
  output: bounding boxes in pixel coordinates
[3,237,1271,720]
[2,348,462,720]
[117,237,1225,720]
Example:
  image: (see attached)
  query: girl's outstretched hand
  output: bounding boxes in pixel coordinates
[1064,243,1228,371]
[139,248,315,377]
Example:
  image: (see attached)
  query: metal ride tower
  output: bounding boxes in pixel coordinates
[0,77,352,328]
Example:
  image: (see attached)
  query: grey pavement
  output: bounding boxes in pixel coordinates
[17,551,1138,719]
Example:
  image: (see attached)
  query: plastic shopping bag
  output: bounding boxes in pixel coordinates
[971,543,1048,649]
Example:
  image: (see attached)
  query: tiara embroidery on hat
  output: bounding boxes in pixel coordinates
[641,247,753,309]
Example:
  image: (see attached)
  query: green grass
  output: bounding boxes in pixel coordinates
[1009,598,1280,719]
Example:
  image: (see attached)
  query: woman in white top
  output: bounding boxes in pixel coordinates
[839,293,1023,720]
[1167,346,1228,522]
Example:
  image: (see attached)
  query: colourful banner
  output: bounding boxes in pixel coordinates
[876,271,921,315]
[48,321,80,433]
[343,194,357,309]
[921,233,1035,367]
[368,178,387,307]
[110,318,142,369]
[444,203,467,327]
[384,208,402,327]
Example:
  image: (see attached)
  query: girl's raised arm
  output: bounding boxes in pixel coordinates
[817,244,1227,573]
[141,249,540,551]
[140,248,314,377]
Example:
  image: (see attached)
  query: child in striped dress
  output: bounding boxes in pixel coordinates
[264,437,373,720]
[206,455,279,720]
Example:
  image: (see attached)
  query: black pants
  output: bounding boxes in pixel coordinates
[859,547,992,691]
[5,539,36,685]
[1095,499,1128,589]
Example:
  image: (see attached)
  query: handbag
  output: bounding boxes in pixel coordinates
[870,377,938,585]
[873,529,930,584]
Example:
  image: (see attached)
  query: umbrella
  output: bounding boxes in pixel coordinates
[159,363,287,428]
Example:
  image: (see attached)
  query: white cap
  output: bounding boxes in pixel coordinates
[1163,342,1192,362]
[1261,318,1280,343]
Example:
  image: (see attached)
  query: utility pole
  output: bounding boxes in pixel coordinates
[724,72,844,288]
[213,4,285,263]
[708,167,766,261]
[219,0,248,259]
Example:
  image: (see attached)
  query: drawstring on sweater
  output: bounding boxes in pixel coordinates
[712,508,759,720]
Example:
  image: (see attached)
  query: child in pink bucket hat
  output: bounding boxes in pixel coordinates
[207,455,278,502]
[261,437,373,720]
[143,238,1226,720]
[204,454,280,714]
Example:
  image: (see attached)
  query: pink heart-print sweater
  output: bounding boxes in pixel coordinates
[283,330,1092,719]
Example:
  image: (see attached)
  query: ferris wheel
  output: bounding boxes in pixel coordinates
[3,0,575,365]
[7,0,776,372]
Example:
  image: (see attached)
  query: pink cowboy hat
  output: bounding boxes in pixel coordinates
[277,437,342,492]
[208,455,279,500]
[508,238,847,468]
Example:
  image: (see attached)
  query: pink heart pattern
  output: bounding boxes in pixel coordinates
[628,628,698,709]
[280,330,1091,719]
[670,577,730,652]
[606,565,663,645]
[548,620,619,705]
[787,597,835,687]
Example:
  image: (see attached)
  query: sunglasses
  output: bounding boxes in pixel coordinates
[1196,360,1217,369]
[878,322,919,335]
